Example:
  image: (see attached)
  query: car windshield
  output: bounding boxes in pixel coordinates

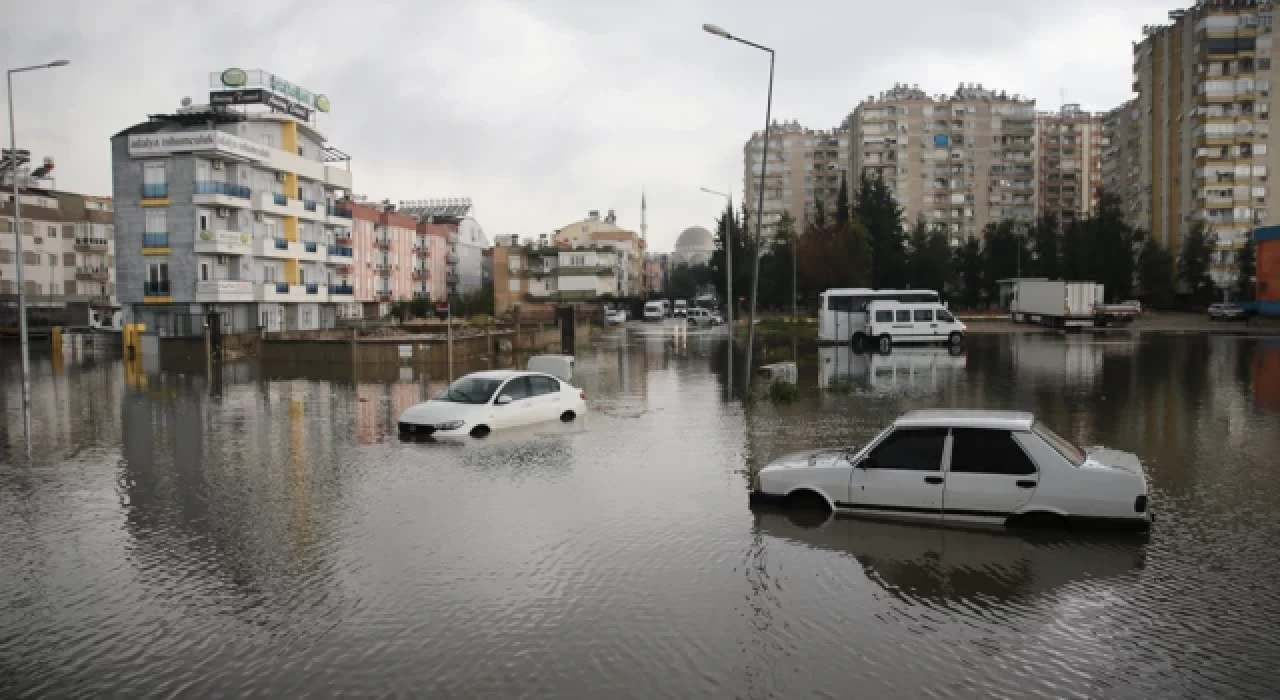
[937,309,955,322]
[435,376,506,405]
[1032,421,1087,466]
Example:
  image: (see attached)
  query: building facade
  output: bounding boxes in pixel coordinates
[743,121,850,237]
[492,236,619,313]
[1101,99,1148,230]
[643,252,669,294]
[111,95,354,334]
[398,199,489,300]
[552,210,645,295]
[1034,104,1104,227]
[1,186,116,310]
[848,83,1037,242]
[1130,0,1276,285]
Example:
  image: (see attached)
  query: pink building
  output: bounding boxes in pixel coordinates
[347,201,380,315]
[419,222,451,302]
[346,200,416,315]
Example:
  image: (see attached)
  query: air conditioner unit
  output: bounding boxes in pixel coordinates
[275,172,287,182]
[253,212,263,222]
[216,255,228,265]
[211,160,224,170]
[216,207,229,218]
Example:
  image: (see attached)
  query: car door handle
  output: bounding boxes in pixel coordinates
[1016,480,1037,489]
[924,476,944,485]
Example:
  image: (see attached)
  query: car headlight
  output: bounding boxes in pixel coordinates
[436,420,465,431]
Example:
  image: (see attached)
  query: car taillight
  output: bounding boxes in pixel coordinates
[580,391,585,400]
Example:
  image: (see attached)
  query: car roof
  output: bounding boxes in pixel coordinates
[895,409,1034,431]
[463,370,542,380]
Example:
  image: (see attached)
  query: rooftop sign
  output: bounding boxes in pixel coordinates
[209,68,330,114]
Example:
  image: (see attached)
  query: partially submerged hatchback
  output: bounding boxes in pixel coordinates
[751,410,1151,530]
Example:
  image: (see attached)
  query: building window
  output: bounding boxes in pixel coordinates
[145,209,166,233]
[200,262,210,281]
[142,162,166,197]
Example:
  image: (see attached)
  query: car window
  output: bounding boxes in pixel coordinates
[436,376,505,404]
[874,310,893,322]
[1032,421,1087,467]
[949,429,1037,475]
[936,309,955,322]
[913,309,933,322]
[828,295,854,312]
[500,377,533,401]
[895,310,912,323]
[865,428,947,471]
[529,375,560,396]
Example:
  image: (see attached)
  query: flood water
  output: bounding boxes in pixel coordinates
[2,329,1280,698]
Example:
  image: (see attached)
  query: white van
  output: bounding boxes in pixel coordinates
[673,299,689,317]
[643,301,665,321]
[863,300,965,350]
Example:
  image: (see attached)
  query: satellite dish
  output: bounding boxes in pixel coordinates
[181,96,193,107]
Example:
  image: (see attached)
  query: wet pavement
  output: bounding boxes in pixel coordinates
[2,328,1280,697]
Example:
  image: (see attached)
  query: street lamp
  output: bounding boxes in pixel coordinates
[700,187,734,399]
[703,22,773,398]
[8,59,70,419]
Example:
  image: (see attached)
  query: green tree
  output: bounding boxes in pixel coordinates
[1138,238,1176,310]
[1028,212,1061,279]
[853,172,906,288]
[708,201,753,308]
[980,220,1027,302]
[906,217,951,294]
[797,179,871,295]
[409,296,432,318]
[952,238,984,308]
[1059,193,1141,300]
[666,263,712,301]
[1179,221,1219,306]
[1237,234,1257,301]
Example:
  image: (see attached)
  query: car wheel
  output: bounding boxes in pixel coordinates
[784,490,831,514]
[469,425,491,439]
[560,410,576,422]
[851,332,865,351]
[948,331,963,347]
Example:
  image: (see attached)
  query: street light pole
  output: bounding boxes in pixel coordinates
[700,187,734,400]
[6,60,70,419]
[703,23,773,398]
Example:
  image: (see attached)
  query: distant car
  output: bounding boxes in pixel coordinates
[643,301,665,321]
[750,409,1152,531]
[605,309,628,325]
[1208,303,1250,321]
[673,300,689,317]
[398,370,585,440]
[686,308,720,326]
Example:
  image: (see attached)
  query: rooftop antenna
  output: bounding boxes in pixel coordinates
[640,189,648,242]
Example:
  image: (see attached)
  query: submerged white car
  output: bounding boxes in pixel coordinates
[398,370,585,439]
[750,410,1151,530]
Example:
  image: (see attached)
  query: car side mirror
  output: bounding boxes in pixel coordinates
[495,395,513,406]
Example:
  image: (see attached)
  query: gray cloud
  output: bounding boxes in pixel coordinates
[2,0,1170,251]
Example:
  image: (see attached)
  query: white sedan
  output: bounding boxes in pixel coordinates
[750,409,1151,530]
[398,370,585,439]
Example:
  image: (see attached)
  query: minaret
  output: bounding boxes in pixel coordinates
[640,190,648,243]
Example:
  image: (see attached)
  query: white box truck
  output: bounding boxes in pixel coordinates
[1010,280,1105,328]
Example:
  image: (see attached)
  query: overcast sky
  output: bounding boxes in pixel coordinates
[3,0,1174,252]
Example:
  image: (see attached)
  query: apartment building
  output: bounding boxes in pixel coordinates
[743,121,850,237]
[398,199,489,299]
[492,235,620,313]
[111,73,354,334]
[1101,99,1148,230]
[1131,1,1277,285]
[0,184,116,310]
[551,210,645,295]
[345,200,418,316]
[847,83,1037,242]
[1034,104,1104,227]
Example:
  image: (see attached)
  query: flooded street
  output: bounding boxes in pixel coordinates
[2,329,1280,698]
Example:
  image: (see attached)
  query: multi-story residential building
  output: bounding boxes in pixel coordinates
[1101,99,1148,229]
[1130,1,1276,285]
[1,184,116,303]
[346,200,416,316]
[551,210,645,295]
[1034,104,1104,227]
[847,83,1037,241]
[644,252,669,294]
[491,235,620,313]
[399,199,489,299]
[742,121,850,237]
[111,81,354,334]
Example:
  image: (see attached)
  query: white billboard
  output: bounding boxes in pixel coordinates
[127,130,271,162]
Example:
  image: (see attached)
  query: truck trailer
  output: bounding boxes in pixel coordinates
[1009,279,1121,328]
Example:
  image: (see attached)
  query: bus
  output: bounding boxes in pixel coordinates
[819,288,941,345]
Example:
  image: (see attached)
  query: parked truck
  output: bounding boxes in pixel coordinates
[1008,279,1134,328]
[1250,225,1280,318]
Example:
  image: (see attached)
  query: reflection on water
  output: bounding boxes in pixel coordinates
[2,333,1280,697]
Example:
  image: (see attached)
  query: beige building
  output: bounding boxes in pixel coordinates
[1129,0,1276,285]
[551,209,645,295]
[492,235,620,313]
[1101,99,1148,230]
[848,83,1037,242]
[743,121,850,237]
[0,183,116,311]
[1034,105,1104,228]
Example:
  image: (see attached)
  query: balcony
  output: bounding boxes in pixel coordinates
[257,282,310,302]
[326,204,353,220]
[196,279,254,302]
[327,244,353,262]
[142,233,169,251]
[414,244,430,257]
[447,231,459,244]
[195,229,253,256]
[76,266,110,282]
[254,192,327,223]
[74,237,109,253]
[141,183,167,199]
[192,181,252,210]
[374,290,393,302]
[412,268,430,280]
[305,283,321,296]
[445,251,459,264]
[303,200,318,213]
[329,284,354,298]
[373,236,392,250]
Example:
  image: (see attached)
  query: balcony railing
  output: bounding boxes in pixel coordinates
[375,263,392,275]
[303,200,318,212]
[142,184,167,198]
[273,238,288,250]
[412,268,430,280]
[195,181,251,198]
[373,236,392,248]
[374,290,393,301]
[414,245,430,256]
[327,204,352,219]
[142,233,169,248]
[143,281,170,296]
[329,284,354,296]
[275,282,290,293]
[76,266,110,280]
[328,244,353,257]
[303,241,319,253]
[75,237,109,251]
[273,193,288,206]
[305,283,319,295]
